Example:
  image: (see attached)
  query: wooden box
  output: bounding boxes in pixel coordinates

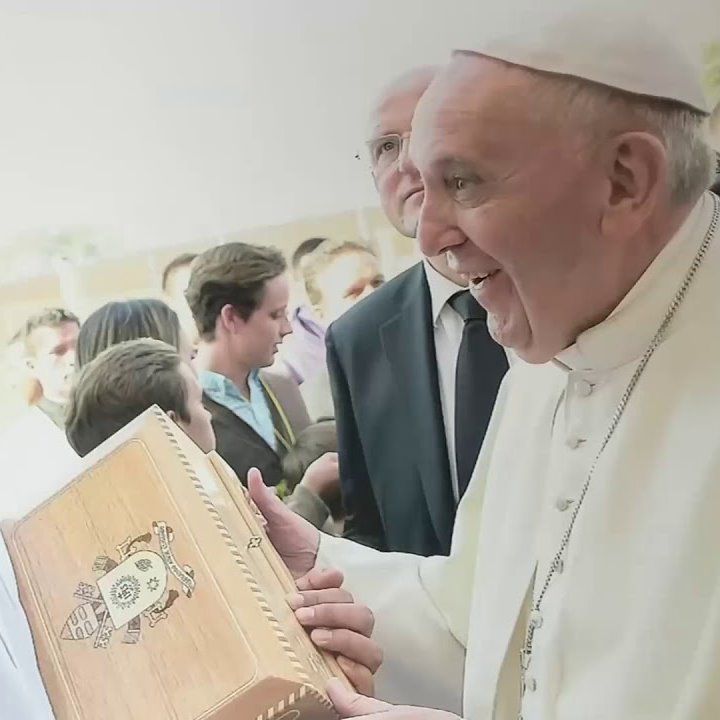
[4,406,347,719]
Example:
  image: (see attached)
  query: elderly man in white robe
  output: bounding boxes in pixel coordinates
[248,6,720,720]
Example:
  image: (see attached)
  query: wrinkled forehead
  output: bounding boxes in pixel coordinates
[410,53,540,170]
[366,68,436,140]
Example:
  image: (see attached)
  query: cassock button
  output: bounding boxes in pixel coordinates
[555,497,573,512]
[525,677,537,692]
[529,610,543,629]
[575,379,593,397]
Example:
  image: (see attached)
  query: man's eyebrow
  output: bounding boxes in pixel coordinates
[367,129,401,142]
[433,156,475,173]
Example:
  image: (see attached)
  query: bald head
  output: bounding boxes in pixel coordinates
[367,65,437,237]
[367,65,437,138]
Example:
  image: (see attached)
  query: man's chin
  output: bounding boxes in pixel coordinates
[486,314,528,358]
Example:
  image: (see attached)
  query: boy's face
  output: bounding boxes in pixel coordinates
[174,362,216,454]
[230,273,292,369]
[26,321,79,404]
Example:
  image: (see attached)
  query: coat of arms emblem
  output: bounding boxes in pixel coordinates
[61,521,195,649]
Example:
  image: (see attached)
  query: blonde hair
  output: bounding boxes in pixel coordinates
[302,240,375,307]
[710,103,720,151]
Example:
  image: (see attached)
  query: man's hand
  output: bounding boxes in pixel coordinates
[290,566,382,696]
[248,469,383,694]
[247,467,320,577]
[300,452,341,506]
[328,680,462,719]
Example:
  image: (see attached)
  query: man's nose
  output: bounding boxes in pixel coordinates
[397,135,415,175]
[416,190,466,258]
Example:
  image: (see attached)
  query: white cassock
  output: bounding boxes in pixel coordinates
[319,191,720,719]
[0,406,80,520]
[0,408,79,718]
[0,535,54,718]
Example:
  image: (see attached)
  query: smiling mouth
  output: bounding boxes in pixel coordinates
[470,270,499,286]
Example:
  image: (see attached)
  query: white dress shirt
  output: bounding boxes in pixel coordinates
[422,259,466,503]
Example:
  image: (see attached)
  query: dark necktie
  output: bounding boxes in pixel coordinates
[448,290,509,498]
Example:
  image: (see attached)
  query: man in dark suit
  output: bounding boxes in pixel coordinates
[326,68,509,556]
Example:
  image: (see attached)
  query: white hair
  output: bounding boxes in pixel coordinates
[529,71,716,204]
[710,102,720,152]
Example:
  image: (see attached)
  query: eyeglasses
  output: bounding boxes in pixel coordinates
[365,132,411,175]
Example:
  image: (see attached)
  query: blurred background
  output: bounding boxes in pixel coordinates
[0,0,718,427]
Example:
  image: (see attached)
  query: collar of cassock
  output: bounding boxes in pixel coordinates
[554,192,716,373]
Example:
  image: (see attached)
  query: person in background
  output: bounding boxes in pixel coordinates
[66,338,215,456]
[325,66,508,556]
[186,242,311,489]
[76,298,194,367]
[0,309,82,520]
[73,298,333,529]
[303,240,385,329]
[21,308,80,429]
[272,237,329,387]
[73,299,215,398]
[298,240,385,420]
[282,420,343,534]
[5,330,43,407]
[161,252,199,345]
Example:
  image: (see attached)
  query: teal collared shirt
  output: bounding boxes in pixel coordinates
[200,370,277,451]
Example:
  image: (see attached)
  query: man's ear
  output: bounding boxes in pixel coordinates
[166,409,178,423]
[219,304,242,334]
[600,131,667,237]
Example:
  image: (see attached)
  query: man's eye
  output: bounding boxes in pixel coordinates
[452,176,469,191]
[446,174,481,203]
[373,138,399,163]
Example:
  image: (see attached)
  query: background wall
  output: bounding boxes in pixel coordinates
[0,0,716,257]
[0,0,717,427]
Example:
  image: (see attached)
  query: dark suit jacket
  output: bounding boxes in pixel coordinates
[326,262,506,556]
[204,372,310,488]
